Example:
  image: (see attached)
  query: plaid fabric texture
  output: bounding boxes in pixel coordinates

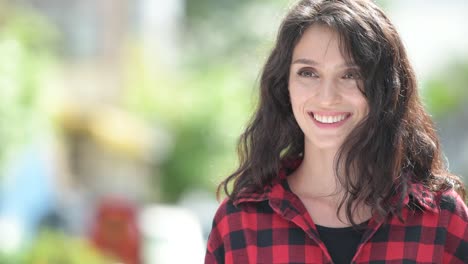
[205,163,468,264]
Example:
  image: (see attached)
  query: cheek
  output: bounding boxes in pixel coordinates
[289,96,309,128]
[289,88,306,113]
[354,96,369,116]
[343,88,368,112]
[357,94,368,110]
[288,80,311,104]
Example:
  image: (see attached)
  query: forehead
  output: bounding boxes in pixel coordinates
[292,24,352,65]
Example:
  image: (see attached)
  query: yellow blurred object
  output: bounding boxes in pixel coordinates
[54,103,91,134]
[89,107,156,162]
[54,103,157,162]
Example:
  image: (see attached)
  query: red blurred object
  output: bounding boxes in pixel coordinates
[90,197,141,264]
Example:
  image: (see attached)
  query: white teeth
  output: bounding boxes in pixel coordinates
[313,113,347,124]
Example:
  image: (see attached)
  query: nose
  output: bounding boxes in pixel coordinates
[316,79,340,105]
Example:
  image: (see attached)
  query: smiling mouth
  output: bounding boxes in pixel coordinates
[309,112,351,124]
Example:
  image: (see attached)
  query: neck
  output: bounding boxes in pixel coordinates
[287,140,372,227]
[288,141,342,198]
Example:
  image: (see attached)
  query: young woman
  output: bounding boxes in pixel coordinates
[205,0,468,263]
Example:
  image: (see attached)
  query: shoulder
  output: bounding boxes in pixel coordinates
[433,188,468,262]
[435,188,468,221]
[210,197,272,230]
[205,198,271,263]
[209,198,237,234]
[407,183,467,236]
[205,198,236,263]
[402,184,467,262]
[207,198,255,242]
[431,188,468,234]
[208,196,275,240]
[213,198,241,220]
[408,181,467,220]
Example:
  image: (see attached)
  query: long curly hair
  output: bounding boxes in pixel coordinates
[218,0,466,224]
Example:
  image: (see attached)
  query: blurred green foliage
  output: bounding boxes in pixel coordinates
[421,61,468,118]
[0,4,57,169]
[421,60,468,185]
[124,47,254,201]
[184,0,279,64]
[17,230,114,264]
[124,1,289,202]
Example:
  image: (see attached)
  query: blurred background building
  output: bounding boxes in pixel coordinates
[0,0,467,263]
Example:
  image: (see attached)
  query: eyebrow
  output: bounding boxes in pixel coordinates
[291,58,359,68]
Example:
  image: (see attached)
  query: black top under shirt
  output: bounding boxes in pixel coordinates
[316,224,366,264]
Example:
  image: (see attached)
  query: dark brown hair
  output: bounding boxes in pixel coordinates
[219,0,466,224]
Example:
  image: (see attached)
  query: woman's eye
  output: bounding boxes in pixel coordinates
[297,69,317,78]
[342,71,361,80]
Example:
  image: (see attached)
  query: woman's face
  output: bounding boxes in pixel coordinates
[288,24,369,151]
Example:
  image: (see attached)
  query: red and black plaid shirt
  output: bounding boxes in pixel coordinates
[205,163,468,264]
